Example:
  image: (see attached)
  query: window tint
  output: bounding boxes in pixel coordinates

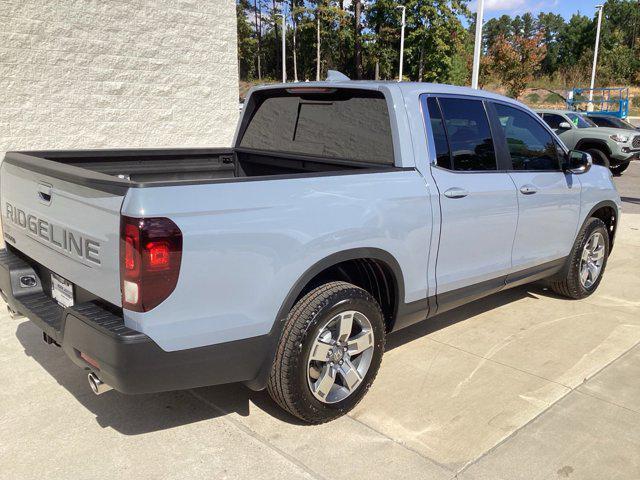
[438,98,497,171]
[495,104,560,171]
[542,114,567,129]
[566,113,596,128]
[591,116,615,128]
[240,90,394,164]
[618,118,638,129]
[426,97,452,169]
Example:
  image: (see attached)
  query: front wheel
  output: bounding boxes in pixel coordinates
[609,161,630,176]
[267,281,385,424]
[551,217,609,299]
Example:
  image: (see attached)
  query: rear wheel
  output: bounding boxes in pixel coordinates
[609,161,630,176]
[551,217,609,299]
[586,149,610,169]
[267,281,385,424]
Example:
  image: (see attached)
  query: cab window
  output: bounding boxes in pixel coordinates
[437,98,497,171]
[425,97,452,169]
[495,104,560,171]
[542,114,567,130]
[566,113,597,129]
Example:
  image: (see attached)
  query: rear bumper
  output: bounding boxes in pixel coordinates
[0,248,270,394]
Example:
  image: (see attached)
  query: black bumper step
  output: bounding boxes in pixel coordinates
[0,248,137,343]
[0,247,270,394]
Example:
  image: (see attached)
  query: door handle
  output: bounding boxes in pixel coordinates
[519,184,538,195]
[443,187,469,199]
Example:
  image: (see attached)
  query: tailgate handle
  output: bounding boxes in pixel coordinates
[37,183,52,205]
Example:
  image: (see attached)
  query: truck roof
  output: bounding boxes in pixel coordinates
[250,80,527,109]
[535,109,576,115]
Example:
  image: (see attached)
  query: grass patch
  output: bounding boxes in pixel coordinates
[544,92,564,104]
[525,93,541,104]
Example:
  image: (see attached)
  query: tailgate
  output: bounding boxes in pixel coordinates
[1,161,124,306]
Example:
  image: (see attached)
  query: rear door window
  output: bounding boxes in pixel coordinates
[494,103,560,171]
[239,89,394,165]
[425,97,452,169]
[591,117,615,128]
[542,114,567,129]
[437,98,497,171]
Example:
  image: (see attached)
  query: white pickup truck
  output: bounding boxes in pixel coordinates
[0,80,621,423]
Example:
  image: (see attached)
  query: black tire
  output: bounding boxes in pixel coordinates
[267,281,385,424]
[609,161,630,176]
[586,149,610,169]
[551,217,610,299]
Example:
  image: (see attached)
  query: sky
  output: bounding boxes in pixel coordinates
[468,0,604,20]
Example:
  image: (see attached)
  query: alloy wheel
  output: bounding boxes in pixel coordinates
[306,310,375,404]
[579,231,605,289]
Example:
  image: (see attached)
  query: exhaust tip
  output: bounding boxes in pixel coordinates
[88,372,112,395]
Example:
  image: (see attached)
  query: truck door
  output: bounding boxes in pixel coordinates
[422,96,518,313]
[492,103,581,272]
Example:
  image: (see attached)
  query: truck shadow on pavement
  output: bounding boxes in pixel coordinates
[15,283,555,434]
[386,285,552,351]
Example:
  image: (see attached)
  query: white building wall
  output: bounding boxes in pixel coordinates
[0,0,239,158]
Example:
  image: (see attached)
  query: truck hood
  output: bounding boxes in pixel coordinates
[584,126,636,137]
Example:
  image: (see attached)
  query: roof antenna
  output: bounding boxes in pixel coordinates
[326,70,350,82]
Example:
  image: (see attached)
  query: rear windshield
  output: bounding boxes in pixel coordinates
[239,89,394,165]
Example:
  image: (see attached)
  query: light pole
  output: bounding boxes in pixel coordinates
[277,12,286,83]
[588,4,604,108]
[471,0,485,89]
[396,6,406,82]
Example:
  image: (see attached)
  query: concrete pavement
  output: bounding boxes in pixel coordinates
[613,158,640,214]
[1,169,639,479]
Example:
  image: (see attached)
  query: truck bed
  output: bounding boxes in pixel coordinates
[3,148,393,194]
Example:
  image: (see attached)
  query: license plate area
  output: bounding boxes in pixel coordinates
[51,273,74,308]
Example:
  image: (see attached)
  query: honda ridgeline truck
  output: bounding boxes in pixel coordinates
[0,80,621,423]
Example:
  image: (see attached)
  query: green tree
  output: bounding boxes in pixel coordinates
[365,0,400,80]
[404,0,469,82]
[484,15,513,49]
[557,13,593,71]
[354,0,363,78]
[234,0,640,87]
[237,0,258,80]
[537,12,565,75]
[512,13,536,38]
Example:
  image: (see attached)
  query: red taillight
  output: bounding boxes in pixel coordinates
[120,216,182,312]
[146,241,170,269]
[124,222,140,274]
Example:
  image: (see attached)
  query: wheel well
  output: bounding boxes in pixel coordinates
[591,205,617,249]
[577,141,611,156]
[295,258,398,332]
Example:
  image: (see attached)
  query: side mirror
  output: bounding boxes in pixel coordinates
[558,121,572,130]
[563,150,592,174]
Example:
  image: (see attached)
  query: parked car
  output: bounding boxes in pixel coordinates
[588,114,640,131]
[1,81,621,424]
[536,109,640,175]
